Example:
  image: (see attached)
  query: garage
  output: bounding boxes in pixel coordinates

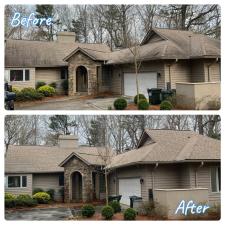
[123,72,157,98]
[119,178,141,205]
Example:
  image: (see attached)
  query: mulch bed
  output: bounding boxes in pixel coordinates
[126,103,160,110]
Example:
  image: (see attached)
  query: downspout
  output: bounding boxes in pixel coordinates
[195,161,204,187]
[151,163,159,194]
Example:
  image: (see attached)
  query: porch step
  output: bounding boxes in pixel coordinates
[75,92,88,96]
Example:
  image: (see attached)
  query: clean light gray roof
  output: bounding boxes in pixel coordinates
[5,28,220,67]
[107,28,220,64]
[107,129,220,169]
[5,145,109,173]
[5,39,111,67]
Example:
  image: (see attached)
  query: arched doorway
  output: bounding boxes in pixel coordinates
[71,171,82,202]
[76,66,88,92]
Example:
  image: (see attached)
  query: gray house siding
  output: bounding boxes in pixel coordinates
[109,162,220,205]
[5,173,33,196]
[33,173,63,201]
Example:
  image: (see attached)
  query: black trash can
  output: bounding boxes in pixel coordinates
[147,88,162,105]
[108,195,122,203]
[129,196,142,208]
[161,89,174,101]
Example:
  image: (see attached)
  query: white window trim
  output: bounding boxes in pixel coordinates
[9,68,30,82]
[211,167,220,193]
[6,175,27,188]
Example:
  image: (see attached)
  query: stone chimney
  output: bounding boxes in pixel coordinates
[58,135,78,148]
[56,32,76,43]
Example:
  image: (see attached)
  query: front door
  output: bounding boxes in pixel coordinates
[76,66,88,92]
[71,171,82,202]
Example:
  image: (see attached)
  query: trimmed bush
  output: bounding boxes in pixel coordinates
[46,189,55,200]
[81,204,95,217]
[33,188,44,195]
[160,100,173,110]
[5,199,15,208]
[114,98,127,110]
[61,80,68,95]
[36,81,46,89]
[16,194,38,207]
[15,87,44,101]
[124,208,137,220]
[5,193,16,200]
[49,82,57,88]
[33,192,51,204]
[38,85,56,97]
[109,200,121,213]
[12,87,20,95]
[134,94,147,104]
[101,206,114,220]
[138,99,149,110]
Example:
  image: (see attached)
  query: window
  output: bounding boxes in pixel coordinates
[211,167,221,192]
[7,176,27,188]
[10,69,30,81]
[101,66,111,86]
[61,68,68,80]
[59,173,64,186]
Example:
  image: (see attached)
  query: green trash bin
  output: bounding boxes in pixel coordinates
[108,195,122,203]
[129,196,142,208]
[148,88,162,105]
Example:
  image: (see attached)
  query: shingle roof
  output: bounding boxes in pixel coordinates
[5,145,109,173]
[5,28,220,67]
[106,28,220,64]
[107,129,220,169]
[5,39,111,67]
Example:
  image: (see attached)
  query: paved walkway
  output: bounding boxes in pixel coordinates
[15,96,120,110]
[5,207,73,220]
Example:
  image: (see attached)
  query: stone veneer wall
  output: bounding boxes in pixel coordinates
[63,156,93,203]
[67,52,101,96]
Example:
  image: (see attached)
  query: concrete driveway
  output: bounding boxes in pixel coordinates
[15,96,122,110]
[5,208,72,220]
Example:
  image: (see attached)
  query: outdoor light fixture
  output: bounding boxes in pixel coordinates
[140,178,144,184]
[113,178,116,183]
[157,72,161,77]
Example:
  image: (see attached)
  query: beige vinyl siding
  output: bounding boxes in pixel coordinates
[111,67,123,94]
[35,68,63,93]
[33,173,63,201]
[5,173,33,196]
[164,60,191,89]
[5,68,35,89]
[204,61,220,82]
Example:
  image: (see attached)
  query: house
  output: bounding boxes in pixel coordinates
[5,29,220,100]
[5,129,220,215]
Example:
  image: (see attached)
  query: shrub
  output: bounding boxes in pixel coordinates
[81,204,95,218]
[124,208,137,220]
[114,98,127,110]
[33,188,44,195]
[101,206,114,220]
[5,193,16,200]
[5,199,15,208]
[32,192,51,204]
[49,82,57,88]
[61,80,68,95]
[46,189,55,200]
[109,200,121,213]
[15,87,44,101]
[160,100,173,110]
[134,94,147,104]
[36,81,46,89]
[38,85,56,97]
[12,87,20,95]
[138,99,149,110]
[16,194,37,207]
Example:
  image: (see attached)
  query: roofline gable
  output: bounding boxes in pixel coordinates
[63,47,97,61]
[141,28,168,45]
[137,129,156,148]
[59,152,91,167]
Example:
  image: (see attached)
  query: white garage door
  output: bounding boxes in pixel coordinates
[124,72,157,98]
[119,178,141,205]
